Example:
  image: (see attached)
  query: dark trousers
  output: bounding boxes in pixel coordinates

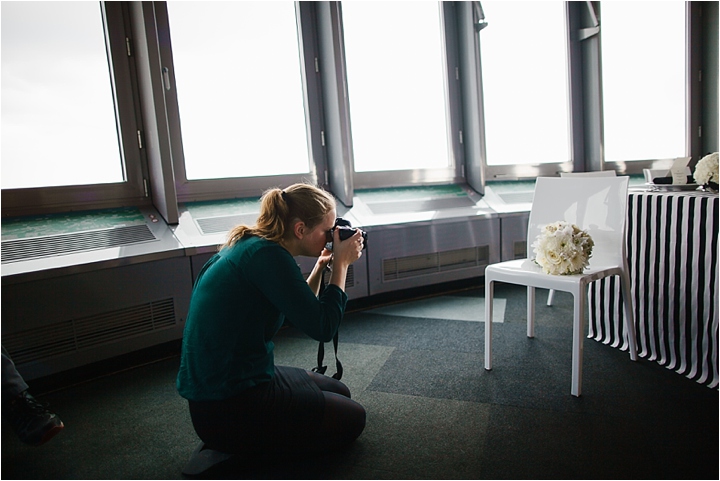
[2,346,28,403]
[188,366,365,455]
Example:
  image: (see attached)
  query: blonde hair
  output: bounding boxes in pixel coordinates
[223,183,336,248]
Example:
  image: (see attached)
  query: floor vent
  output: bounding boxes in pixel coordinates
[383,246,489,281]
[195,214,258,235]
[2,298,176,365]
[1,225,156,264]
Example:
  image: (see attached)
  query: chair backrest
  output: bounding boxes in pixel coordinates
[560,170,616,178]
[527,176,629,268]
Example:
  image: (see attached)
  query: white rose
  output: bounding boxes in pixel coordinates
[533,221,594,275]
[694,152,719,185]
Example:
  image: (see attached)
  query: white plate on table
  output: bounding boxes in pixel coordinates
[646,183,699,192]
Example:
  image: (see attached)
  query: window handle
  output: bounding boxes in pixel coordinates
[474,1,488,31]
[162,67,172,91]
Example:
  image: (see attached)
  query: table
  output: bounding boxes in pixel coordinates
[588,189,719,388]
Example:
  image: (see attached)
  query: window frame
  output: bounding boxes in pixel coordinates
[481,1,700,180]
[479,1,575,182]
[1,1,711,220]
[1,1,148,218]
[159,2,326,203]
[344,2,466,190]
[597,1,694,175]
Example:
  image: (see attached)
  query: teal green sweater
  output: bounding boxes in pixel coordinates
[177,236,347,401]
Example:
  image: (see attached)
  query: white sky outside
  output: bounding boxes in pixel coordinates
[0,1,691,189]
[600,1,686,162]
[167,2,310,179]
[480,1,570,166]
[341,1,451,172]
[1,1,123,189]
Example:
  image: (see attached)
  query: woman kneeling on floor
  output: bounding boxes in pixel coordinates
[177,183,366,456]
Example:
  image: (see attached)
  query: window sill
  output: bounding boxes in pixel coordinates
[1,206,185,285]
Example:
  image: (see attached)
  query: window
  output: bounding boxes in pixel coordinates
[1,2,145,215]
[341,2,456,181]
[1,2,123,189]
[479,1,570,168]
[600,1,686,163]
[165,2,313,184]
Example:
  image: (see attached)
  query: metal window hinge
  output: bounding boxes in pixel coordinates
[137,130,143,149]
[578,26,600,41]
[143,178,149,197]
[456,67,459,80]
[315,57,319,73]
[699,126,702,138]
[321,130,325,147]
[459,130,464,144]
[325,170,329,184]
[125,37,133,57]
[699,70,703,82]
[578,1,600,41]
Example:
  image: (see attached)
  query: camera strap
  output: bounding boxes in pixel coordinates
[311,273,343,380]
[311,331,343,380]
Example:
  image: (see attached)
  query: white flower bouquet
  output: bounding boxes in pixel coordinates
[693,152,719,186]
[532,221,594,275]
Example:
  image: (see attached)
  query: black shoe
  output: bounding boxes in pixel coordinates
[5,390,64,446]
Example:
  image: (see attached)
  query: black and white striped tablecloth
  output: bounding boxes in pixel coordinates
[589,190,719,388]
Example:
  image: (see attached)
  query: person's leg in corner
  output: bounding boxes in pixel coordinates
[2,345,64,446]
[306,370,366,448]
[2,345,29,400]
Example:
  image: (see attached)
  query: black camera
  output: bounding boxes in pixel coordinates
[326,217,367,251]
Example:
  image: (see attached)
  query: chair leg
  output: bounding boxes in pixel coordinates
[484,279,494,370]
[620,272,638,361]
[571,287,586,397]
[527,286,535,338]
[547,289,555,306]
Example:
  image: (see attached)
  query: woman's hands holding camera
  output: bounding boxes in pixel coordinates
[330,228,364,269]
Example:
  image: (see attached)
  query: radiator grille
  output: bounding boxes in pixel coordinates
[346,264,355,287]
[383,246,489,281]
[195,214,258,235]
[321,264,355,289]
[2,298,176,365]
[1,225,156,264]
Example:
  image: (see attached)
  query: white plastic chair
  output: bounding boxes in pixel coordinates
[484,176,638,397]
[546,171,617,306]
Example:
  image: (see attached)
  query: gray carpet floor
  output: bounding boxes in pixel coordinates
[2,283,718,479]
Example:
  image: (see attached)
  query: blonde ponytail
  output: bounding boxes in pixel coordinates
[223,183,335,249]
